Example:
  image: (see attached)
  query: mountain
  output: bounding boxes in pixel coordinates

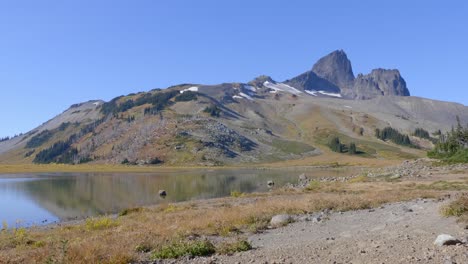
[285,50,410,100]
[0,50,466,166]
[311,49,355,89]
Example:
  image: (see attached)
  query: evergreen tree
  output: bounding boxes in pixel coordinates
[349,142,357,154]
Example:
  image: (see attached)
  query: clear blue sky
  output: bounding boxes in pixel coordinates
[1,0,467,137]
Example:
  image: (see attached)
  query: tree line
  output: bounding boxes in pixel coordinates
[428,117,468,162]
[375,127,412,146]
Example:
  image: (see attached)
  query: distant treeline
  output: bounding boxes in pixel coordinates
[100,90,181,116]
[375,127,412,146]
[32,118,105,164]
[0,136,10,142]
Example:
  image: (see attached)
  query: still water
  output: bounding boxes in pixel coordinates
[0,168,354,227]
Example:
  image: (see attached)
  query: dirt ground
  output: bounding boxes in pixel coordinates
[185,199,467,264]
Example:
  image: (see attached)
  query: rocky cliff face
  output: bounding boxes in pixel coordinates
[311,50,355,89]
[285,70,340,93]
[285,50,410,100]
[349,69,410,99]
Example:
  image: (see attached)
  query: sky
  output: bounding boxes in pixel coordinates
[1,0,467,137]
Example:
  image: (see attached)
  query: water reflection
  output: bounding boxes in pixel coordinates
[0,168,354,227]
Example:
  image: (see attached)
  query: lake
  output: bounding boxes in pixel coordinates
[0,168,356,227]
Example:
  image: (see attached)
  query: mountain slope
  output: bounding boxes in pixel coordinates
[0,50,466,166]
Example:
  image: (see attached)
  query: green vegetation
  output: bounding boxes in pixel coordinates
[33,140,78,164]
[151,240,215,259]
[328,137,359,155]
[217,240,252,255]
[328,136,343,153]
[230,190,244,198]
[174,91,198,102]
[203,105,222,117]
[271,139,315,154]
[413,128,430,139]
[26,130,54,148]
[375,127,412,146]
[101,90,180,116]
[349,142,357,154]
[85,217,119,230]
[441,196,468,217]
[428,117,468,163]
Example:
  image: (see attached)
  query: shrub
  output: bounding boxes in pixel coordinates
[230,190,244,198]
[217,240,252,255]
[85,217,118,230]
[441,196,468,217]
[151,240,215,259]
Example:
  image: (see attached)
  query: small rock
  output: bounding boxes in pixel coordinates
[267,180,275,187]
[312,216,322,223]
[270,214,291,227]
[433,234,461,246]
[299,173,308,181]
[158,190,167,197]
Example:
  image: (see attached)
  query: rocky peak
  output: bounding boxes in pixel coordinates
[249,75,276,87]
[351,69,410,99]
[312,50,355,88]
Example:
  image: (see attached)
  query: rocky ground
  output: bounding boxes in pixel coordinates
[155,159,468,264]
[178,199,467,264]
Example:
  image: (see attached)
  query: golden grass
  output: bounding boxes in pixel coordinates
[0,179,446,264]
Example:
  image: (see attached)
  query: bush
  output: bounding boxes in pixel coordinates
[217,240,252,255]
[85,217,119,230]
[151,240,215,259]
[441,196,468,217]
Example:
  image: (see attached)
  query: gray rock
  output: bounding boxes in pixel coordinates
[270,214,292,227]
[433,234,461,246]
[298,173,308,181]
[267,180,275,187]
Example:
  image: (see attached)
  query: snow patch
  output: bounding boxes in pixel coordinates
[305,90,318,96]
[263,81,302,95]
[233,95,243,99]
[92,102,101,106]
[244,85,257,92]
[319,91,342,98]
[344,105,352,108]
[305,89,342,98]
[180,86,198,94]
[239,92,254,100]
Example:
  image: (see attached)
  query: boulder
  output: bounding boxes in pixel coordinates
[270,214,292,227]
[433,234,461,246]
[158,190,167,197]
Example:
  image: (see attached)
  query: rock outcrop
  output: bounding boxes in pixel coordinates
[285,50,410,100]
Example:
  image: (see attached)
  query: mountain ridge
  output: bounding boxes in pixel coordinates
[0,50,466,166]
